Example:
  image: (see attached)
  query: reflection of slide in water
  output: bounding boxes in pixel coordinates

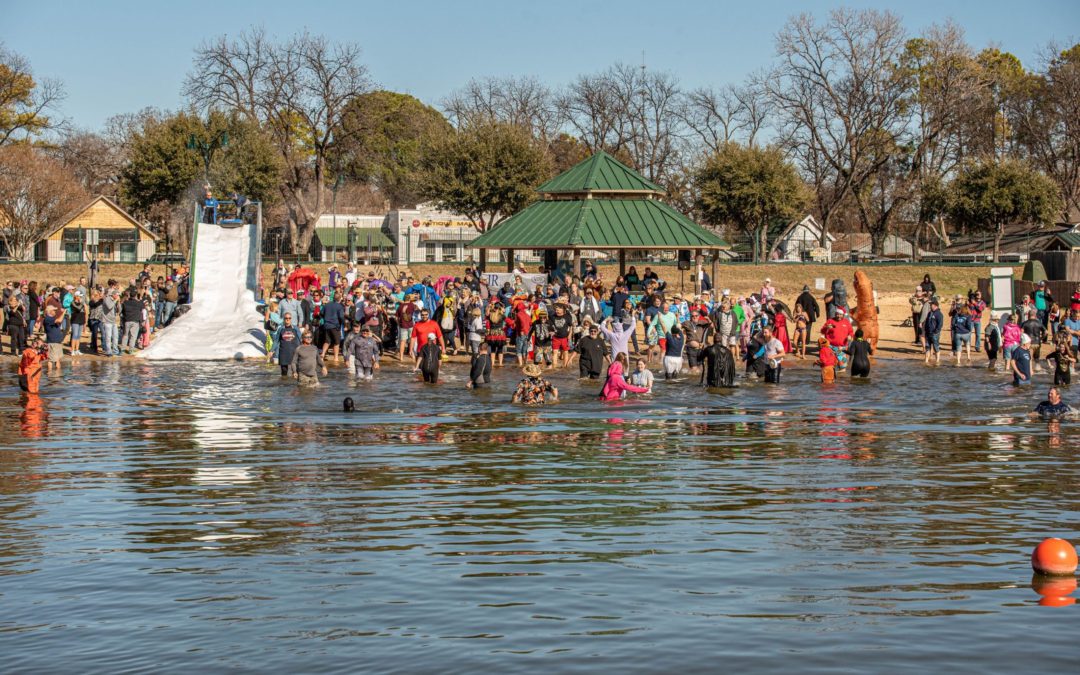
[139,221,265,360]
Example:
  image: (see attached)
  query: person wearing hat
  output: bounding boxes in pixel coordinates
[512,362,558,405]
[982,311,1002,371]
[292,331,327,387]
[923,299,944,364]
[415,332,442,384]
[760,278,776,303]
[279,288,303,332]
[1011,333,1033,386]
[346,324,381,381]
[574,321,608,379]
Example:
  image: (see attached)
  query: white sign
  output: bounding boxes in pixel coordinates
[815,277,826,291]
[485,273,548,292]
[85,229,99,245]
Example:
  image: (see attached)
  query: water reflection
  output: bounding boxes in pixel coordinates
[1,360,1078,672]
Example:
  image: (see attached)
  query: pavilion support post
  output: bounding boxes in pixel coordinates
[619,249,626,277]
[711,251,719,296]
[506,249,514,272]
[478,248,487,273]
[572,249,581,280]
[693,249,702,295]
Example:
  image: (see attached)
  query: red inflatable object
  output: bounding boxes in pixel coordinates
[1031,537,1078,576]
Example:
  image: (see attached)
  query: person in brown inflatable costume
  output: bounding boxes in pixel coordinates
[853,269,879,350]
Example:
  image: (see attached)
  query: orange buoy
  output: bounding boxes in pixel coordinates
[1031,538,1078,576]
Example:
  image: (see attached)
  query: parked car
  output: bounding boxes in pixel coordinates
[148,252,187,265]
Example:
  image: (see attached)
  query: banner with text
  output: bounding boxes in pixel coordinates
[484,273,548,292]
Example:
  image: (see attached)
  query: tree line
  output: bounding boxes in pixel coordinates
[0,9,1076,262]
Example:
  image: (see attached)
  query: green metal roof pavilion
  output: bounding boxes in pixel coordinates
[471,151,728,257]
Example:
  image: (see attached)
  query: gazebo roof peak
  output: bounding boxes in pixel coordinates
[537,150,665,196]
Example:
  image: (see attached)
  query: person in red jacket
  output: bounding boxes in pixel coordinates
[815,337,838,383]
[513,303,532,366]
[18,337,46,394]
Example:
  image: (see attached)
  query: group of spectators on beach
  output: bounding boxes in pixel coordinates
[3,265,188,368]
[7,256,1079,413]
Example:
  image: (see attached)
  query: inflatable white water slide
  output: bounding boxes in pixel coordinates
[139,200,266,360]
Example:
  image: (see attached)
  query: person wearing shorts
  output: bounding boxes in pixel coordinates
[549,304,574,368]
[42,306,65,374]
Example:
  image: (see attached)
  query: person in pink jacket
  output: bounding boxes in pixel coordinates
[1001,313,1022,371]
[599,355,650,401]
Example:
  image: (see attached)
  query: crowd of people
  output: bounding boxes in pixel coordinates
[255,261,1079,411]
[3,265,189,371]
[6,259,1079,415]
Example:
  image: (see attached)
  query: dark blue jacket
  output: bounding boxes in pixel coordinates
[924,309,943,336]
[321,301,345,329]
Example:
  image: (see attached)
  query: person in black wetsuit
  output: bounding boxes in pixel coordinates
[467,342,493,389]
[846,328,873,378]
[415,332,442,383]
[700,336,736,388]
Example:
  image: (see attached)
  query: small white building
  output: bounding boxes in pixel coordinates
[769,215,834,262]
[386,204,543,265]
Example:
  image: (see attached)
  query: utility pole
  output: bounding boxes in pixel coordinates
[331,174,345,262]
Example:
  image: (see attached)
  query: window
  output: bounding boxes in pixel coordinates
[119,242,137,262]
[425,243,437,262]
[442,243,458,262]
[64,242,82,262]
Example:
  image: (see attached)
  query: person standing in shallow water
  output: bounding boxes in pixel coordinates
[512,363,559,405]
[467,342,493,389]
[270,313,302,376]
[415,332,442,384]
[846,329,873,378]
[292,332,327,387]
[1010,334,1033,386]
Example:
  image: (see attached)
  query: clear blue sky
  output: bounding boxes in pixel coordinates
[4,0,1078,131]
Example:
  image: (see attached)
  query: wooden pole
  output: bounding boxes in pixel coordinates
[619,249,626,277]
[478,248,487,273]
[711,250,719,297]
[572,249,581,280]
[693,248,702,295]
[506,249,514,273]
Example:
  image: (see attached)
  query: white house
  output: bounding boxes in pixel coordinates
[768,215,834,262]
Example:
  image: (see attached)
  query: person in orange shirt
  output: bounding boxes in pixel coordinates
[18,337,46,394]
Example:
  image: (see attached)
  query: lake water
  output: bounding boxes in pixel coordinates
[1,358,1077,673]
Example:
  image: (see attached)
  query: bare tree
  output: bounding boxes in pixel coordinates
[902,22,987,253]
[49,130,127,199]
[0,43,66,145]
[1015,42,1080,221]
[184,29,372,252]
[558,63,684,185]
[443,75,562,141]
[767,9,913,252]
[0,145,88,260]
[678,81,772,157]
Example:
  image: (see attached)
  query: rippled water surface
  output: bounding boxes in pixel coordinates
[2,358,1078,673]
